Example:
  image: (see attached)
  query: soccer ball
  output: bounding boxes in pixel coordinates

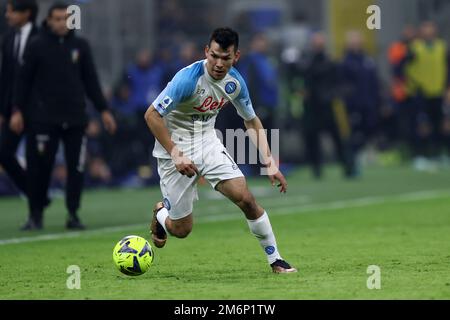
[113,235,154,276]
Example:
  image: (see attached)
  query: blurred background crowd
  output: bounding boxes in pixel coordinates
[1,0,449,196]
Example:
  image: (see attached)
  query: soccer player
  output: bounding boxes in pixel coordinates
[144,28,296,273]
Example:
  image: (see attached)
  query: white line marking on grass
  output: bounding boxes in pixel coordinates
[197,189,450,222]
[1,189,449,246]
[0,224,145,246]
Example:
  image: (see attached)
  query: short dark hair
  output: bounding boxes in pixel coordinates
[8,0,38,23]
[47,2,68,18]
[209,27,239,51]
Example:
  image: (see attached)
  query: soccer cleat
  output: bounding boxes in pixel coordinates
[20,218,43,231]
[150,201,167,248]
[66,216,86,230]
[270,259,298,274]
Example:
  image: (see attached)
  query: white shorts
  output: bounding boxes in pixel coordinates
[157,141,244,220]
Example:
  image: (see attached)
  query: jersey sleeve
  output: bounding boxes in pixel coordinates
[230,68,257,121]
[152,64,199,116]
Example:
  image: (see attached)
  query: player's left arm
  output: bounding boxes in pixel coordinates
[244,116,287,193]
[231,67,287,193]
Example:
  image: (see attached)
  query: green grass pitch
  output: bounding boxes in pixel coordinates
[0,164,449,299]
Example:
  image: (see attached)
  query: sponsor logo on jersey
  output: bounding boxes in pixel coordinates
[225,81,237,94]
[193,96,228,113]
[196,87,206,96]
[191,114,214,122]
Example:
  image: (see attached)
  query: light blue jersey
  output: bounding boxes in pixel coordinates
[152,59,256,159]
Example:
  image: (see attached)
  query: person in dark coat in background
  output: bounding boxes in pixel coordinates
[298,32,355,179]
[0,0,39,199]
[340,31,381,158]
[12,2,117,230]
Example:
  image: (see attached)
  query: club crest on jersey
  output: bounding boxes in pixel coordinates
[225,81,237,94]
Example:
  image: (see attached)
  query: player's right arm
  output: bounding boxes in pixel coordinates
[144,105,198,178]
[144,64,201,178]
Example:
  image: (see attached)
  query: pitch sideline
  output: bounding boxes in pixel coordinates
[0,189,449,246]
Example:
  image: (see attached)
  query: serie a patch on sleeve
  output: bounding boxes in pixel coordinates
[160,96,173,110]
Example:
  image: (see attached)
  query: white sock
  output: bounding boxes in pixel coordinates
[156,207,169,234]
[247,211,282,264]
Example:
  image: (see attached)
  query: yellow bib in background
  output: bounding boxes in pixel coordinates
[407,39,447,98]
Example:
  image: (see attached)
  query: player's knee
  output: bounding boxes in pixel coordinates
[169,220,193,238]
[171,226,192,238]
